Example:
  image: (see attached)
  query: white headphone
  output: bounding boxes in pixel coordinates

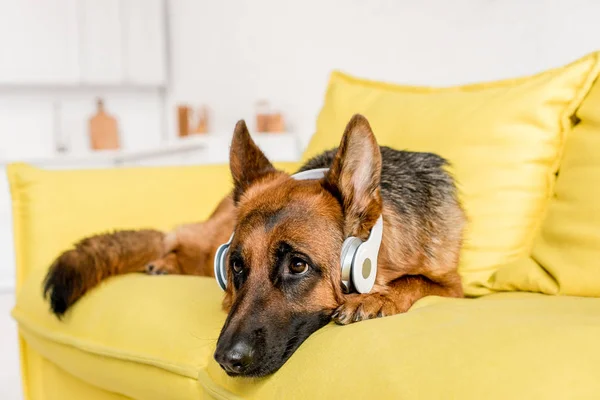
[213,168,383,294]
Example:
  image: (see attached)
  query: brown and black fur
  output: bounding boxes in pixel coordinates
[297,145,464,323]
[44,195,235,316]
[43,114,465,377]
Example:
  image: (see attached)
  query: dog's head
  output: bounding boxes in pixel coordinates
[214,114,382,377]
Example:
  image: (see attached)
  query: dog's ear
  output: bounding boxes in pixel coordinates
[229,120,276,203]
[324,114,382,237]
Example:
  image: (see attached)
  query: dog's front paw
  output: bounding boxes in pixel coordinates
[145,253,179,275]
[332,293,399,325]
[145,262,169,275]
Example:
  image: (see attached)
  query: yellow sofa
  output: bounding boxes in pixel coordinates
[9,52,600,399]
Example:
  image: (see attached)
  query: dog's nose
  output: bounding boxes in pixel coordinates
[215,341,254,375]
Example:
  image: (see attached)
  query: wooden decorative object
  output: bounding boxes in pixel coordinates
[192,106,209,134]
[89,98,120,150]
[255,100,285,133]
[255,100,271,132]
[267,113,285,132]
[178,104,209,136]
[177,105,191,137]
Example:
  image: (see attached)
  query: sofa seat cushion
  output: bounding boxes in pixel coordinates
[12,267,600,399]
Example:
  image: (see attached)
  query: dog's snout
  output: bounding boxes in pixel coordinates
[215,340,254,375]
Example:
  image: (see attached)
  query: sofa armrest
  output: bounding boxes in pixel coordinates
[7,162,300,290]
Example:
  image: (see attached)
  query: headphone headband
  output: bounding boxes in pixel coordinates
[290,168,329,181]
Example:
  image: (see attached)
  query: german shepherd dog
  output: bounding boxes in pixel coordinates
[44,114,465,377]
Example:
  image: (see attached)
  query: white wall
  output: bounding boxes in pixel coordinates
[167,0,600,147]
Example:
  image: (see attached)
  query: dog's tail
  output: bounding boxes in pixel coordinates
[43,229,167,317]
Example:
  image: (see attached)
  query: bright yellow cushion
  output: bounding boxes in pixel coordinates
[9,164,600,399]
[492,73,600,296]
[303,53,600,296]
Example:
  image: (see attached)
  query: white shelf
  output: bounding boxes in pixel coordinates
[0,132,301,168]
[0,135,206,167]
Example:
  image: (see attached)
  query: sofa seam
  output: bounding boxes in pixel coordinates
[12,309,203,380]
[197,370,246,400]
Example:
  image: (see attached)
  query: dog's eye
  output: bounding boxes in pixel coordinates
[232,261,243,274]
[289,258,309,275]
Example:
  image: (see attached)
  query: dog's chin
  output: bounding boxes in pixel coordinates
[224,366,276,378]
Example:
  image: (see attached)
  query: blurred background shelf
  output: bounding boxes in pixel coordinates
[0,132,300,169]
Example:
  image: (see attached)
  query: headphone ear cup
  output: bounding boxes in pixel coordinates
[351,243,378,294]
[340,236,362,293]
[213,243,229,291]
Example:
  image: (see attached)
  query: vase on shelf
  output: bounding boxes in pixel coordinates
[177,104,209,137]
[255,100,285,133]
